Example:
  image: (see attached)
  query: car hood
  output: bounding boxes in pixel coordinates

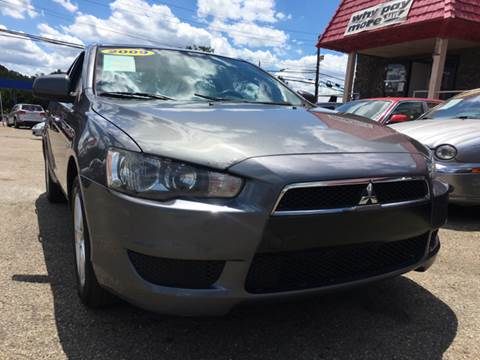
[94,99,427,169]
[391,119,480,148]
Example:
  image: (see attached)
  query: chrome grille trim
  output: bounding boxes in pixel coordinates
[271,176,430,216]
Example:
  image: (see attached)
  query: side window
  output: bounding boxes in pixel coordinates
[391,102,425,120]
[68,52,85,94]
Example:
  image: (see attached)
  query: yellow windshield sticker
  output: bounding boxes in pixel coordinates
[101,48,154,56]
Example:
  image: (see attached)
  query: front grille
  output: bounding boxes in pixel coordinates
[275,178,429,213]
[245,234,428,294]
[128,251,225,289]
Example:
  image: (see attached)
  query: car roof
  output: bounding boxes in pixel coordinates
[452,88,480,99]
[363,97,443,102]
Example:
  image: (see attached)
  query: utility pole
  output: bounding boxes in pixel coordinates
[0,91,4,126]
[314,47,324,103]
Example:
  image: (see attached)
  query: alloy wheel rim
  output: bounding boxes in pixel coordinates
[73,193,86,288]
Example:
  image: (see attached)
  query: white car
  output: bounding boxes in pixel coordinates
[31,121,45,136]
[7,104,46,128]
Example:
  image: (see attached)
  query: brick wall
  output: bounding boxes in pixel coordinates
[353,54,389,99]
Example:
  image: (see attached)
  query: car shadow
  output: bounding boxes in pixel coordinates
[34,194,457,360]
[444,205,480,232]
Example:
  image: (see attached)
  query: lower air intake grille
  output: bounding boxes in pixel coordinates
[245,234,428,294]
[374,180,429,204]
[128,251,225,289]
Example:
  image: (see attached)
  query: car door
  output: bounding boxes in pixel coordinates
[386,101,426,124]
[47,53,85,191]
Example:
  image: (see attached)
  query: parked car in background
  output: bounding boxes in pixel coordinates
[33,45,448,316]
[392,89,480,206]
[296,91,343,110]
[31,121,45,136]
[7,104,46,128]
[297,90,316,103]
[317,102,343,110]
[337,98,442,125]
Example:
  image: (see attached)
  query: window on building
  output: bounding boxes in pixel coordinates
[384,64,407,97]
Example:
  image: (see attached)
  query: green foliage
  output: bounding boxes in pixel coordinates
[185,45,215,53]
[0,64,48,112]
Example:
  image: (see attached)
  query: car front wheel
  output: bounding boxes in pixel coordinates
[71,177,115,308]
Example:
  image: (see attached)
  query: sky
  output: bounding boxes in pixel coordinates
[0,0,345,96]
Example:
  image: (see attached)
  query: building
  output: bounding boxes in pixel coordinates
[317,0,480,102]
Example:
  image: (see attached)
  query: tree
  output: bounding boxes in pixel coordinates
[185,45,215,53]
[0,64,48,111]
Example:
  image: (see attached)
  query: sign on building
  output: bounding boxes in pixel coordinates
[345,0,414,36]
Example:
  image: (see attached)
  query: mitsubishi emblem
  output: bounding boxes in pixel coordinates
[359,182,378,206]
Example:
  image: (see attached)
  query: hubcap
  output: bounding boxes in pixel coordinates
[73,193,86,288]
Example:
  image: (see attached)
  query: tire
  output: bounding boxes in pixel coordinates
[14,118,19,128]
[44,153,66,203]
[71,177,115,308]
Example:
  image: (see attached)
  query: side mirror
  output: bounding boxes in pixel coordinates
[33,74,73,103]
[297,90,316,104]
[389,114,410,124]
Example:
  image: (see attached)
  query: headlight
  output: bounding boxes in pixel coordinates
[435,144,457,160]
[106,149,243,200]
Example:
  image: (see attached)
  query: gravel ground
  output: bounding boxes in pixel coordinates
[0,126,478,360]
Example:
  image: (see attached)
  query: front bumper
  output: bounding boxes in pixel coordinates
[435,162,480,205]
[81,177,448,316]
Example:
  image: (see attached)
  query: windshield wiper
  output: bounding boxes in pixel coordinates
[194,93,294,106]
[248,100,295,106]
[193,93,234,102]
[98,91,174,100]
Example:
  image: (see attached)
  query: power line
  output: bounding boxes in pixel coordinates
[0,0,315,47]
[0,0,184,48]
[0,28,84,49]
[269,68,345,82]
[2,0,290,47]
[78,0,317,43]
[79,0,318,37]
[270,71,345,85]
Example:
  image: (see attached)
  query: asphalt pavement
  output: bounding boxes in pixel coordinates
[0,126,478,359]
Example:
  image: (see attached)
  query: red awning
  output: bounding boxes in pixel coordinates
[318,0,480,52]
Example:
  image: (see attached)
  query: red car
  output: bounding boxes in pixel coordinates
[336,97,443,125]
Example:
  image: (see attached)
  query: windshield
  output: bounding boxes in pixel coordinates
[21,105,43,112]
[336,100,392,121]
[421,92,480,120]
[95,47,303,105]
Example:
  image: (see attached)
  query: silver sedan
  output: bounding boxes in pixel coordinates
[392,90,480,205]
[31,121,45,136]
